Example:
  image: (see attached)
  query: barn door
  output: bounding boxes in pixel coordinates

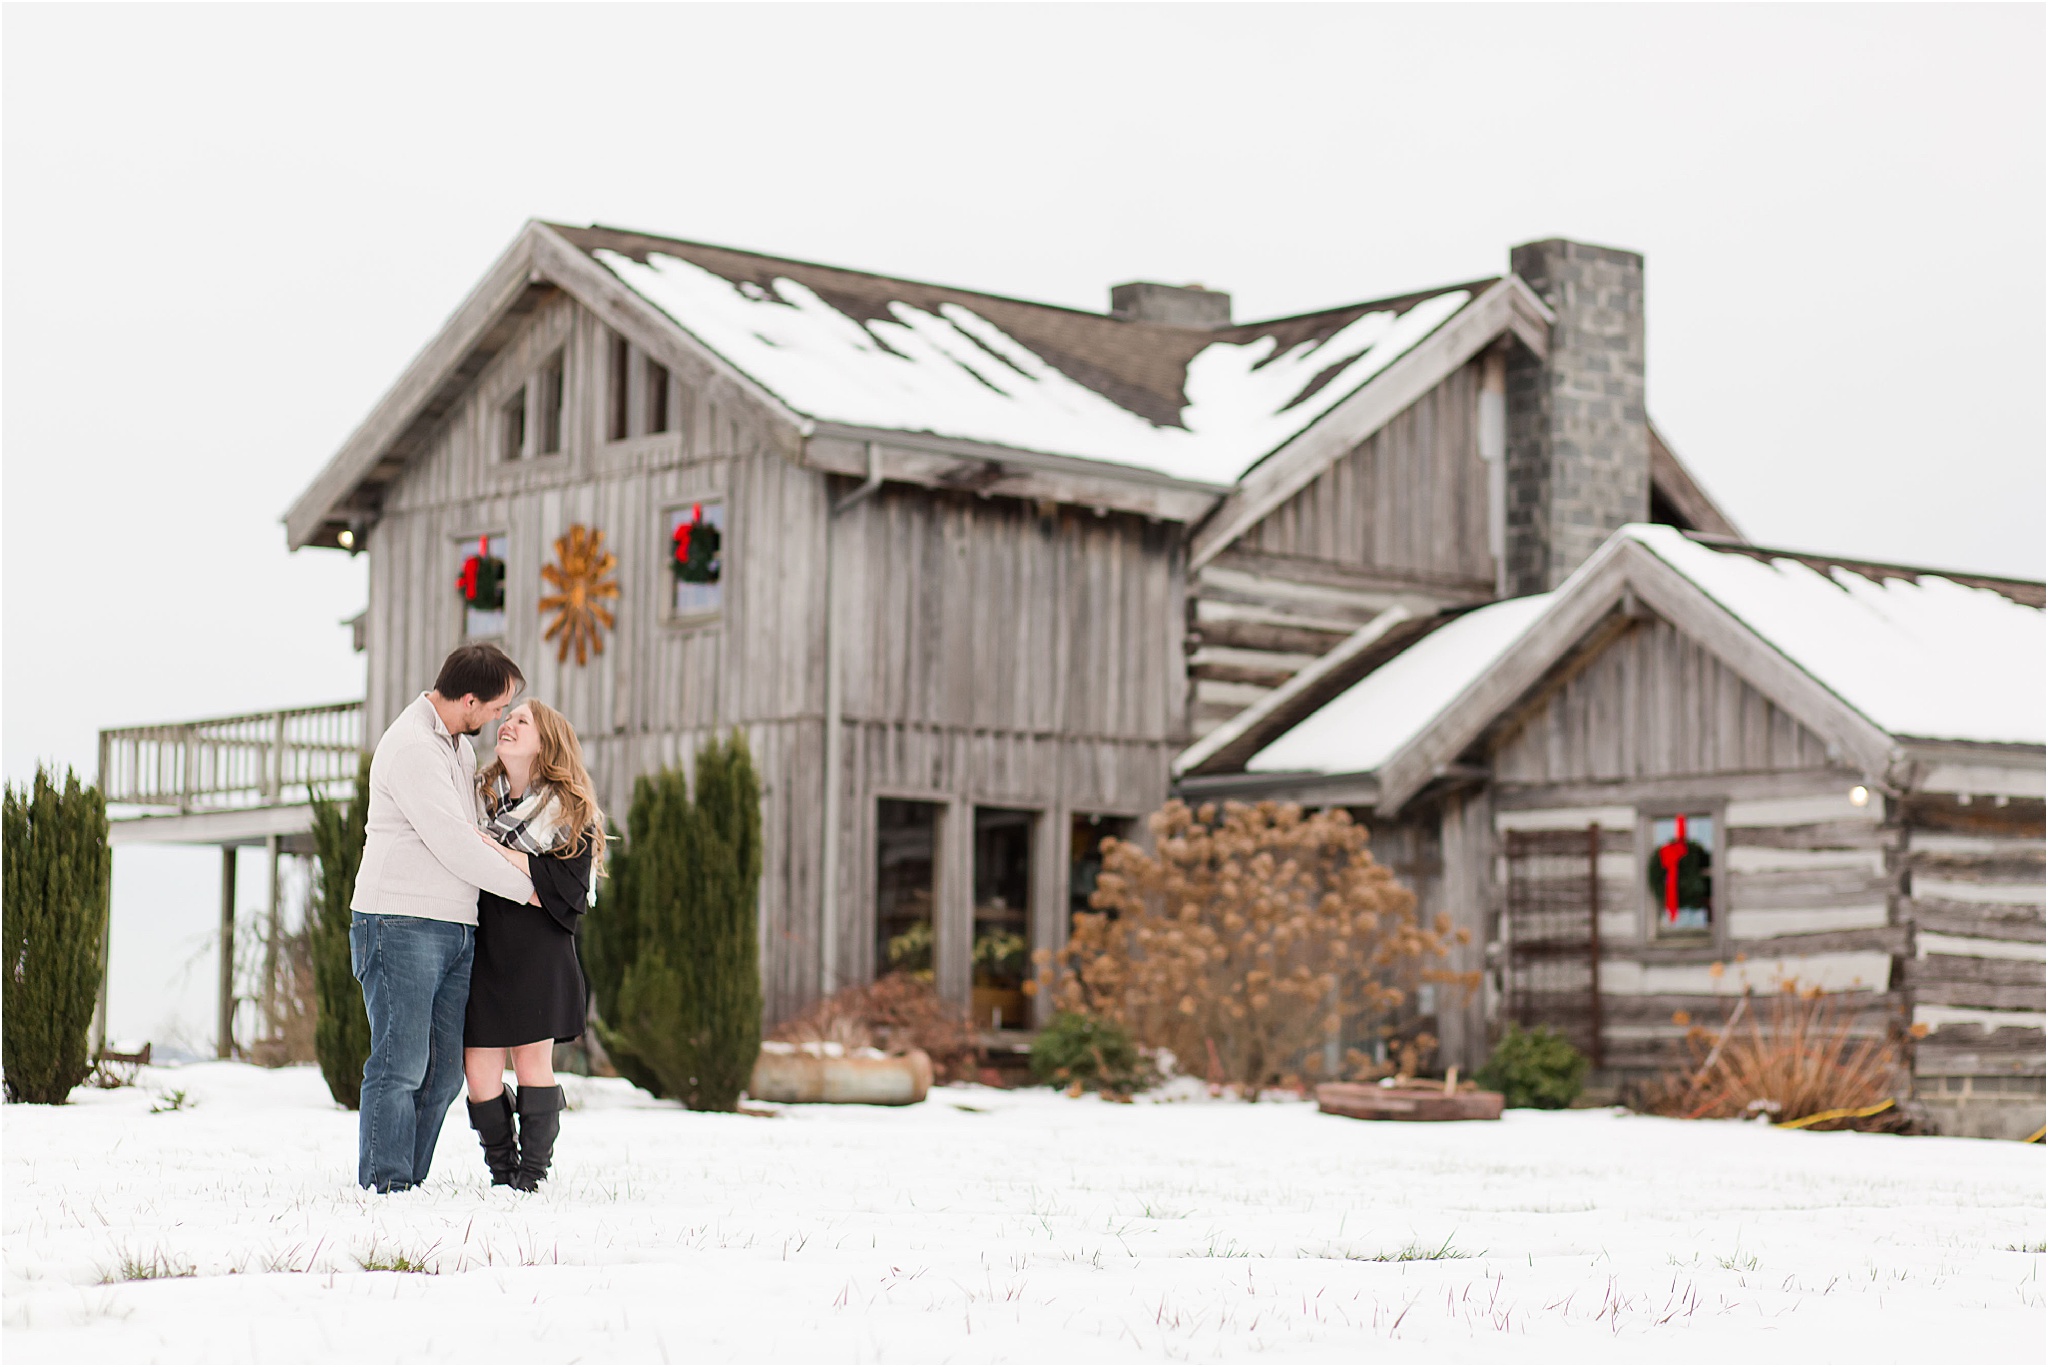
[1502,824,1604,1066]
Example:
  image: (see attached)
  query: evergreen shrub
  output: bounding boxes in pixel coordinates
[3,767,111,1104]
[1029,1012,1156,1097]
[308,758,372,1109]
[1476,1024,1588,1109]
[590,733,763,1111]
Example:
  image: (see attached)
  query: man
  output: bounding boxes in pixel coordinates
[350,644,535,1192]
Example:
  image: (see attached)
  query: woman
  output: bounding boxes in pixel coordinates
[463,700,606,1191]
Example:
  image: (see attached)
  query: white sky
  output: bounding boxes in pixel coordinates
[4,2,2042,1049]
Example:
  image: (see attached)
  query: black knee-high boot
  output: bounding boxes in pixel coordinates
[466,1090,519,1186]
[512,1085,562,1192]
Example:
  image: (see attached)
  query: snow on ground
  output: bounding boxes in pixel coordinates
[5,1063,2042,1364]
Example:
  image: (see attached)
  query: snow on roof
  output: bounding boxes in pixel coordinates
[592,247,1472,486]
[1624,525,2046,747]
[1246,594,1556,776]
[1247,525,2045,780]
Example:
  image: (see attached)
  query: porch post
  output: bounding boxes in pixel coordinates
[218,845,237,1060]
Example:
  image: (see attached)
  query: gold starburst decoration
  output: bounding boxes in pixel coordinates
[539,523,619,666]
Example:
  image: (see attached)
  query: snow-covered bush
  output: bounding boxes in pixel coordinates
[2,767,110,1104]
[1475,1024,1587,1109]
[1039,801,1472,1096]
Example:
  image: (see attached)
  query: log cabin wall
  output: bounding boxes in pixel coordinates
[1483,614,1901,1082]
[1190,358,1497,738]
[1897,784,2046,1140]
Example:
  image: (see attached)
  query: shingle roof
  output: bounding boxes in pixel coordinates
[550,223,1492,485]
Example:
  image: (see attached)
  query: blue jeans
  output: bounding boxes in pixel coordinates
[350,913,474,1192]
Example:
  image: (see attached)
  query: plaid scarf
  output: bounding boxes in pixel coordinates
[482,773,570,858]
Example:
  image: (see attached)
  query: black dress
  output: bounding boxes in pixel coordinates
[464,845,591,1048]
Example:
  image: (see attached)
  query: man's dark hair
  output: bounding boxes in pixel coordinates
[433,643,524,703]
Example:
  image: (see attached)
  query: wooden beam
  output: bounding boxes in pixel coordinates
[804,427,1226,524]
[1648,422,1741,538]
[284,224,543,549]
[1189,276,1553,570]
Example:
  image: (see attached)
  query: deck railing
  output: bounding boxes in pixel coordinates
[98,701,365,813]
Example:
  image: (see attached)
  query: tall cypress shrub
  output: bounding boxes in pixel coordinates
[3,767,111,1104]
[308,759,372,1109]
[602,732,763,1111]
[583,784,665,1097]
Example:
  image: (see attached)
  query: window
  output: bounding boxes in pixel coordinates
[666,501,725,619]
[876,800,939,982]
[646,359,672,434]
[973,808,1034,1029]
[607,334,630,441]
[500,390,526,462]
[1070,814,1132,923]
[457,533,507,639]
[535,352,564,455]
[1647,812,1716,936]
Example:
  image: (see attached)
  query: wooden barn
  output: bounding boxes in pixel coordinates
[284,226,1745,1034]
[281,221,2045,1132]
[1178,525,2046,1138]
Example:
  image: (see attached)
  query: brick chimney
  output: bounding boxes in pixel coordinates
[1502,239,1650,594]
[1110,281,1232,329]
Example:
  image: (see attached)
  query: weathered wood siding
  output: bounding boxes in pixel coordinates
[1898,792,2046,1103]
[362,293,1188,1023]
[364,292,826,1017]
[825,488,1184,998]
[1492,617,1835,784]
[1189,359,1496,738]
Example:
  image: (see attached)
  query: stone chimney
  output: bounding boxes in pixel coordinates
[1109,281,1232,329]
[1502,239,1650,594]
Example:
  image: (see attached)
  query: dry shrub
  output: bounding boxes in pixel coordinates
[770,973,979,1082]
[248,926,318,1068]
[1643,986,1912,1130]
[1040,800,1475,1095]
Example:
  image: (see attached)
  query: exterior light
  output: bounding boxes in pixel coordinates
[337,528,356,550]
[1849,785,1870,807]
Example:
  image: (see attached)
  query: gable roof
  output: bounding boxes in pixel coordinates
[559,223,1494,487]
[285,220,1732,556]
[1209,525,2046,813]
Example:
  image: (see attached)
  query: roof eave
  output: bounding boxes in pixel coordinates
[282,222,815,552]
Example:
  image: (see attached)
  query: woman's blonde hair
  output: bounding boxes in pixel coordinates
[478,699,608,876]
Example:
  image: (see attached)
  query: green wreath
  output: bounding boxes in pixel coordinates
[1646,839,1712,912]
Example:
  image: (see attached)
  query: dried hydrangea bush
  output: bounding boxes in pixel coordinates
[1038,800,1476,1095]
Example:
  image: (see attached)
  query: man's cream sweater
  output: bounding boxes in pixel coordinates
[350,694,534,924]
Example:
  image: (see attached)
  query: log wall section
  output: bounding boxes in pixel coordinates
[1897,791,2046,1127]
[1485,613,1900,1077]
[1189,359,1497,738]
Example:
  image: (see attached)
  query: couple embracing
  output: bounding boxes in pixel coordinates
[348,643,606,1193]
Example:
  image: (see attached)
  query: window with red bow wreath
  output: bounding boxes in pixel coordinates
[456,535,506,613]
[671,503,722,584]
[668,501,725,619]
[1646,812,1714,932]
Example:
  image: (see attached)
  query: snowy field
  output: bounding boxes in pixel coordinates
[4,1063,2042,1364]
